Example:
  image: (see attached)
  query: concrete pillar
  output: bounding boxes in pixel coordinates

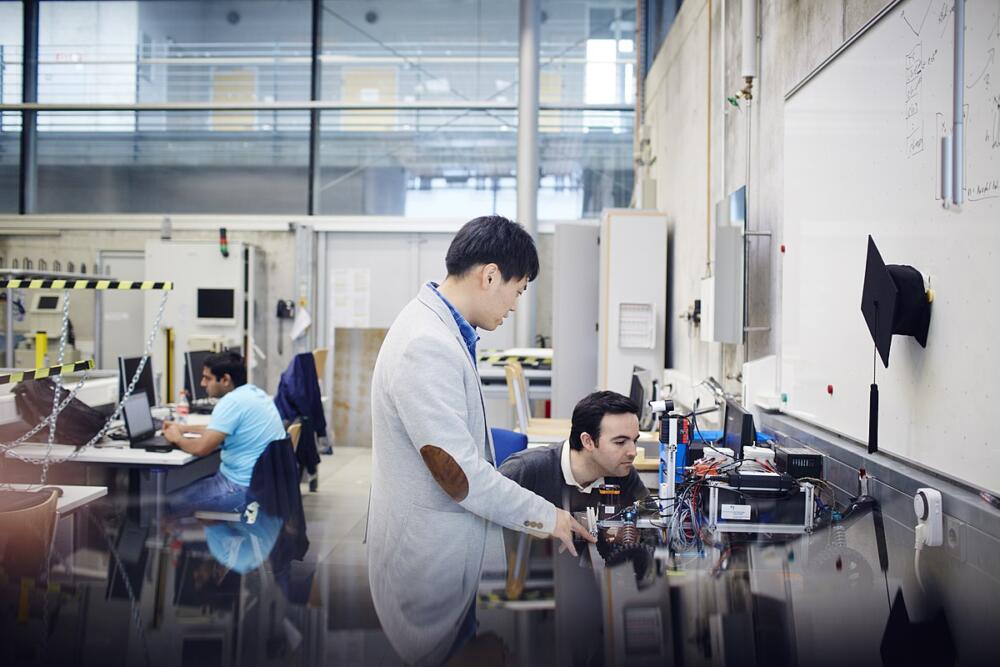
[516,0,540,348]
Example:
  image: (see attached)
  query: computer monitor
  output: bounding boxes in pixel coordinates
[196,288,236,325]
[122,391,156,445]
[118,356,156,408]
[184,350,213,402]
[722,398,755,460]
[629,366,655,431]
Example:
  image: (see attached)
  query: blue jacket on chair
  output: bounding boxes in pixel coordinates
[274,352,326,472]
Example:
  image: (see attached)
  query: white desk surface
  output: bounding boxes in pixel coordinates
[3,483,108,514]
[5,443,198,466]
[528,434,567,447]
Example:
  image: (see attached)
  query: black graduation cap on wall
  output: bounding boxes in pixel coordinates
[860,235,933,454]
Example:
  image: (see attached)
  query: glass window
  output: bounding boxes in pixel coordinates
[35,110,310,214]
[6,0,635,216]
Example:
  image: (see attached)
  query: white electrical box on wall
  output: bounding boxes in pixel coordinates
[598,209,668,395]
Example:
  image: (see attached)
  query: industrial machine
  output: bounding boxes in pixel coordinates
[6,291,82,368]
[143,241,267,403]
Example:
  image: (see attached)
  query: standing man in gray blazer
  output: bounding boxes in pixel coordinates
[369,215,594,666]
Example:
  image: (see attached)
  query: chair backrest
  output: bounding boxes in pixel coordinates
[0,488,59,580]
[312,348,328,384]
[490,427,529,467]
[504,360,532,432]
[287,421,302,451]
[249,437,302,520]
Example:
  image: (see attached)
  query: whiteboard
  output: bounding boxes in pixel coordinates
[782,0,1000,495]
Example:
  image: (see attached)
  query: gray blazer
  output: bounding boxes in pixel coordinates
[368,283,557,666]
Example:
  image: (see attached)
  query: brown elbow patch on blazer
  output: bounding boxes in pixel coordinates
[419,445,469,502]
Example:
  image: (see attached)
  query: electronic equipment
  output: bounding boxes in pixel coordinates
[775,445,824,480]
[196,287,236,325]
[913,487,943,548]
[629,366,655,430]
[704,474,815,537]
[118,356,156,408]
[184,350,213,402]
[722,398,755,460]
[12,291,64,334]
[122,391,173,452]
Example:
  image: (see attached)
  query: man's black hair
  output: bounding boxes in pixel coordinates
[569,391,640,451]
[203,351,247,387]
[445,215,540,282]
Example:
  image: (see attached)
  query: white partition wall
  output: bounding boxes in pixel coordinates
[551,222,600,418]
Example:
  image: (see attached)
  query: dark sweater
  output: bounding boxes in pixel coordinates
[498,443,648,514]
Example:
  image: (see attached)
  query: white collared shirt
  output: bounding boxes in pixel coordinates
[560,440,605,493]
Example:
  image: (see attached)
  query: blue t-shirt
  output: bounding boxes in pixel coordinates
[208,384,287,487]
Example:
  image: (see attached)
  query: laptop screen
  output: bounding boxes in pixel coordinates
[123,391,155,442]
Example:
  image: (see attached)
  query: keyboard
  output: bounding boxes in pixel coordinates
[134,434,175,452]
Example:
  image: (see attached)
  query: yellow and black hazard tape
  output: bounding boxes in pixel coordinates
[478,353,552,368]
[0,359,95,385]
[0,279,173,291]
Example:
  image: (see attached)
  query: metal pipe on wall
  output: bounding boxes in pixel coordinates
[705,0,713,277]
[953,0,965,207]
[516,0,540,348]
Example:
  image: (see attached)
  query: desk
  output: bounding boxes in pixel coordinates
[2,483,108,514]
[479,366,551,401]
[529,430,661,449]
[4,443,218,526]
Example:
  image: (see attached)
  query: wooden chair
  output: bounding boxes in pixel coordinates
[312,348,328,383]
[0,488,59,581]
[504,360,571,437]
[287,421,302,452]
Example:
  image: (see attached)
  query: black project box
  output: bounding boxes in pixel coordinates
[775,445,824,480]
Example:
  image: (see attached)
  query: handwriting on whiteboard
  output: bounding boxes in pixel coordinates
[906,43,926,158]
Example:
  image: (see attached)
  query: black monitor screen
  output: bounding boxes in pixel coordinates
[119,356,156,408]
[197,288,235,319]
[629,374,644,408]
[185,350,213,401]
[37,295,60,310]
[723,399,754,459]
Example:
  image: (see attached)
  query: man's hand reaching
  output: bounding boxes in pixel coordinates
[550,508,596,557]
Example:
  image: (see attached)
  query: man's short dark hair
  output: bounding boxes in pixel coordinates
[203,351,247,387]
[569,391,640,451]
[445,215,540,282]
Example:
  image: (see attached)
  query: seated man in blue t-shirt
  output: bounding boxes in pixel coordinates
[163,351,288,516]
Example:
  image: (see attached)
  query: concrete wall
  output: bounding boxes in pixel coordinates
[644,0,1000,630]
[642,0,888,391]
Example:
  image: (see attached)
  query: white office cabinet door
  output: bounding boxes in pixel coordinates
[598,210,669,396]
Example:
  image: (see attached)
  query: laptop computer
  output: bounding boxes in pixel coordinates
[123,391,174,452]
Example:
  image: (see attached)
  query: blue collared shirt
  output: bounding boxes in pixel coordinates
[428,282,479,363]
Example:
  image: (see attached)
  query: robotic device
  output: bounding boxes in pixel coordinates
[588,399,821,580]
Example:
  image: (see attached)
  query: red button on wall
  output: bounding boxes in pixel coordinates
[827,384,834,395]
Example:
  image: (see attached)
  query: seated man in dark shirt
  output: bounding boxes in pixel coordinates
[499,390,648,514]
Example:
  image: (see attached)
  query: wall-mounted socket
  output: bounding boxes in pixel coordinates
[943,515,966,562]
